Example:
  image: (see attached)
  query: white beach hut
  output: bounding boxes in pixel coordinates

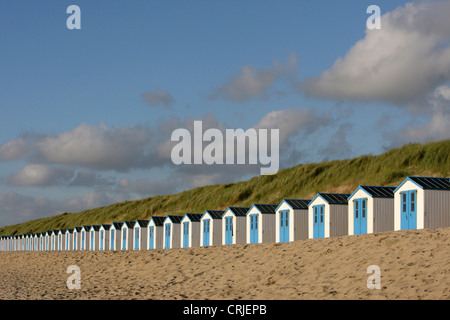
[246,204,278,244]
[99,224,111,251]
[394,176,450,231]
[163,215,183,249]
[275,199,311,243]
[308,193,350,239]
[64,229,73,251]
[200,210,225,247]
[121,221,135,250]
[148,216,165,250]
[73,227,83,251]
[348,186,396,235]
[133,220,149,250]
[110,222,123,251]
[221,207,250,245]
[80,226,91,251]
[88,225,100,251]
[180,213,203,248]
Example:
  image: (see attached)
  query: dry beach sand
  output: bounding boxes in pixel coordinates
[0,227,449,300]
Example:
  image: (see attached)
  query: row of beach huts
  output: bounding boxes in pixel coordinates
[1,176,450,252]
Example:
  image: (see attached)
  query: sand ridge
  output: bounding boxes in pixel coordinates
[0,227,449,300]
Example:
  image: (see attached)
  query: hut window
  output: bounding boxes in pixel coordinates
[402,192,407,212]
[411,191,415,212]
[355,200,359,218]
[362,199,366,218]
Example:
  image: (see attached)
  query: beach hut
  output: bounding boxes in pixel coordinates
[200,210,225,247]
[347,186,396,235]
[80,226,91,250]
[133,220,149,250]
[245,204,278,244]
[24,234,29,251]
[110,222,123,251]
[120,221,135,250]
[64,229,73,251]
[45,231,52,251]
[148,216,165,250]
[180,213,203,248]
[33,233,39,251]
[73,227,83,250]
[163,215,183,249]
[57,229,65,251]
[394,177,450,231]
[40,232,45,251]
[275,199,311,243]
[221,207,250,245]
[89,225,101,251]
[99,224,111,251]
[308,193,350,239]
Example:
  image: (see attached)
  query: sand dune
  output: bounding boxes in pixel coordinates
[0,227,449,300]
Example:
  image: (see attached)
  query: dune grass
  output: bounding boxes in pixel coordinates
[1,139,449,236]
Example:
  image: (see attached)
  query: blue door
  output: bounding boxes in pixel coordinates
[354,198,368,235]
[110,230,115,250]
[250,214,259,243]
[81,232,85,250]
[165,223,171,249]
[122,228,127,250]
[225,217,233,245]
[401,190,417,230]
[183,222,189,248]
[148,226,154,250]
[134,227,140,250]
[90,231,94,250]
[313,205,325,238]
[279,210,289,242]
[73,234,77,250]
[100,230,104,250]
[203,219,210,246]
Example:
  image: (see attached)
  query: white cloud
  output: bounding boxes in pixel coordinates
[301,0,450,106]
[16,122,164,172]
[388,85,450,145]
[0,138,28,160]
[209,53,297,102]
[8,164,74,187]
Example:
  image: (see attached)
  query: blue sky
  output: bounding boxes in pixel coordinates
[1,0,450,227]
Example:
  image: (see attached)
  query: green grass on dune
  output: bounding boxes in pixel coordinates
[1,140,449,236]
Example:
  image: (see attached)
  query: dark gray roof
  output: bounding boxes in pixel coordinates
[112,222,124,229]
[360,186,395,198]
[166,215,183,223]
[204,210,225,219]
[184,214,203,222]
[124,221,136,228]
[136,220,150,227]
[227,207,250,216]
[284,199,311,210]
[91,225,101,231]
[101,224,111,230]
[318,193,350,205]
[150,216,166,226]
[75,227,83,232]
[253,204,278,214]
[408,176,450,190]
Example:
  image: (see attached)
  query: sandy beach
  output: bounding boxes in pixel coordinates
[0,227,449,300]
